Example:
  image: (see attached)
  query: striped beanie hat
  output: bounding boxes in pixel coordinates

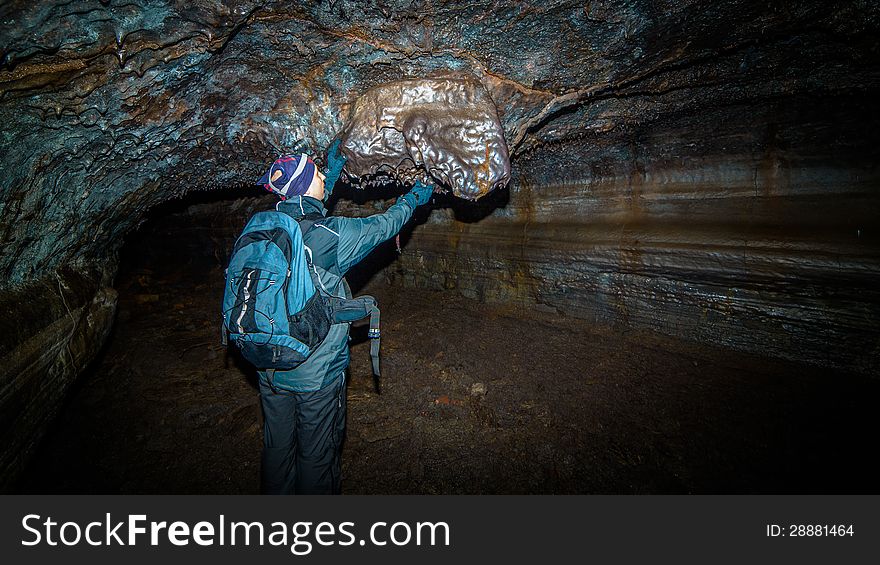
[256,153,316,199]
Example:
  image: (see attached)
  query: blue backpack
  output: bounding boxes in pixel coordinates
[221,211,332,371]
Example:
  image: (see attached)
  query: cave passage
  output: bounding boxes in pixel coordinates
[2,0,879,495]
[16,192,879,495]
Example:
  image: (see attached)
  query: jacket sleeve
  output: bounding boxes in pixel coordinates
[332,198,416,275]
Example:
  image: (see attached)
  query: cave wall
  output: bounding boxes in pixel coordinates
[0,267,116,489]
[1,0,879,488]
[388,90,880,374]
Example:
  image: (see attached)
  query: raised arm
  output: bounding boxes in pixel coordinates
[333,181,434,275]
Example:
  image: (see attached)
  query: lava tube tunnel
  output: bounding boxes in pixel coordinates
[1,0,879,494]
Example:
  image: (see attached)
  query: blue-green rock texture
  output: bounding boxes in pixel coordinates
[1,1,879,487]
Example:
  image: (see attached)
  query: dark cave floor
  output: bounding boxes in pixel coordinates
[17,263,879,494]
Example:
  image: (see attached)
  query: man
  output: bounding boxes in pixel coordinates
[254,141,433,494]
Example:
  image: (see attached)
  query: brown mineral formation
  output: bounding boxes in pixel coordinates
[339,77,511,200]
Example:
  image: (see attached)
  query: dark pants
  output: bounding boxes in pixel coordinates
[258,374,346,494]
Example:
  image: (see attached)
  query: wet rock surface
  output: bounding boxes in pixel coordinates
[340,76,511,199]
[2,1,877,281]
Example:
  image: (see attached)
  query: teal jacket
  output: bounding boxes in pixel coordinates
[261,194,417,392]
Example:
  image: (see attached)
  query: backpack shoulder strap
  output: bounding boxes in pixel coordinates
[298,214,341,275]
[294,212,325,237]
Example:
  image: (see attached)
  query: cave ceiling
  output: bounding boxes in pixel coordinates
[0,0,878,282]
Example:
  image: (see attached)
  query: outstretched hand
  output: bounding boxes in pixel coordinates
[408,180,434,206]
[326,139,345,172]
[323,139,347,199]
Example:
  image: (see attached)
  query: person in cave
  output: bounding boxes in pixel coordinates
[253,142,434,494]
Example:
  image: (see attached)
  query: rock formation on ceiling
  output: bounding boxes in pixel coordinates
[1,0,879,488]
[340,76,511,199]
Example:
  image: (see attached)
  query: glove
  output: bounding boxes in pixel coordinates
[322,139,347,200]
[401,180,434,208]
